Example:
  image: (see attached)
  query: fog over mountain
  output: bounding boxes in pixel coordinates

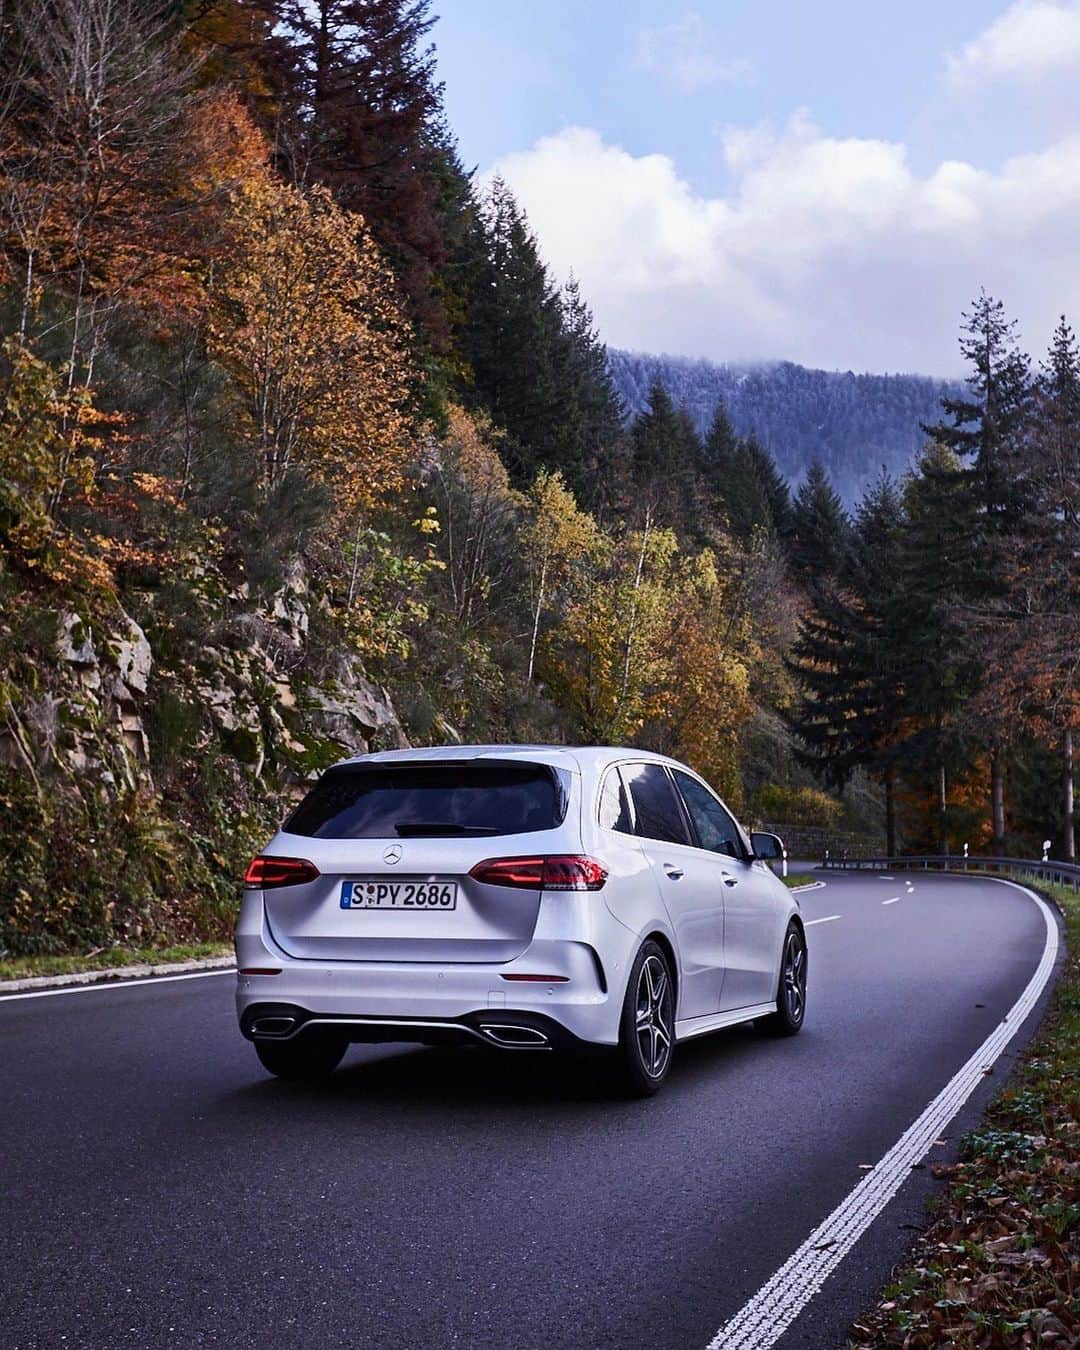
[608,350,965,507]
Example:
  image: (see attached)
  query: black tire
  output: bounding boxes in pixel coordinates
[757,922,807,1037]
[610,940,676,1098]
[254,1034,347,1081]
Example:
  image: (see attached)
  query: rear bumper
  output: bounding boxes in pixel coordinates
[235,896,630,1047]
[239,1003,599,1053]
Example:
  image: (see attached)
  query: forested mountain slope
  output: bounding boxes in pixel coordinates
[608,350,963,505]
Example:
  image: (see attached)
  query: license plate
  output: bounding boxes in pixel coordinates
[340,880,458,910]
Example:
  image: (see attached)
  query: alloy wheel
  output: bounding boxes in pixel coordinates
[635,953,673,1079]
[783,930,806,1023]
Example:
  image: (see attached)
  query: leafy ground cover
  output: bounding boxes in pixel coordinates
[0,942,232,982]
[848,881,1079,1347]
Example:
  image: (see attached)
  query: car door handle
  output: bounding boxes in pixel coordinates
[721,872,738,887]
[664,866,684,879]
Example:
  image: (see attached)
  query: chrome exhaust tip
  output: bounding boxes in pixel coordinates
[251,1015,297,1037]
[478,1023,551,1049]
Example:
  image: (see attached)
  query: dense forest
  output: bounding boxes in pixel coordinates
[0,0,1075,959]
[608,351,963,507]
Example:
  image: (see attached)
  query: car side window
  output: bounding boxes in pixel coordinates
[673,771,744,859]
[597,768,633,833]
[622,763,691,846]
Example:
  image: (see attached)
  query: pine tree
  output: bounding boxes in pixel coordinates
[790,461,849,580]
[700,401,738,498]
[628,383,701,525]
[787,471,906,851]
[923,290,1031,524]
[261,0,449,344]
[459,177,566,482]
[554,276,624,498]
[894,443,983,852]
[922,294,1034,845]
[719,434,792,541]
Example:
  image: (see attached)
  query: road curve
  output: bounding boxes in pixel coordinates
[0,873,1060,1350]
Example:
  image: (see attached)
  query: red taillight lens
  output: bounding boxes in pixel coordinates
[541,856,608,891]
[469,855,607,891]
[469,857,544,888]
[244,856,320,889]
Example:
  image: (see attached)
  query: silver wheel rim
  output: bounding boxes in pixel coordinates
[783,932,806,1022]
[635,954,673,1078]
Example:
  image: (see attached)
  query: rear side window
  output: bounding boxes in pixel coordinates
[285,764,568,839]
[673,771,744,858]
[597,768,633,833]
[622,763,691,846]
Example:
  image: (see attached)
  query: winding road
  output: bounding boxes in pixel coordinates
[0,872,1060,1349]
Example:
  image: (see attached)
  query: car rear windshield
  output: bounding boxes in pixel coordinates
[284,763,569,839]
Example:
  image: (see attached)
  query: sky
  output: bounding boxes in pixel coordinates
[433,1,1080,375]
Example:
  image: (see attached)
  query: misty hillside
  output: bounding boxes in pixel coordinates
[608,350,964,506]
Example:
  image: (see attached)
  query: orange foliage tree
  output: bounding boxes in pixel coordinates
[207,173,413,515]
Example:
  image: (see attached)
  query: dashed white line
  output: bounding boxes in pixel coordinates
[882,897,901,906]
[0,968,235,1002]
[705,879,1059,1350]
[877,875,895,880]
[804,915,841,926]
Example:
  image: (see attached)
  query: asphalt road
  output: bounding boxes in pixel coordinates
[0,872,1060,1350]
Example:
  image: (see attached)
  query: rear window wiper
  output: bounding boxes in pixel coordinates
[393,821,501,837]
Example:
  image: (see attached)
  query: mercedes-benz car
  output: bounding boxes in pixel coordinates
[235,745,806,1096]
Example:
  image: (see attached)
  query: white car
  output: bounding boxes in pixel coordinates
[235,745,806,1096]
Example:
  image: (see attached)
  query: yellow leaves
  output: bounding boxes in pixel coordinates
[430,406,523,626]
[537,507,757,792]
[207,174,413,520]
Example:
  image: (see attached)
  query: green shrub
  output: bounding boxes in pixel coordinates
[752,782,843,827]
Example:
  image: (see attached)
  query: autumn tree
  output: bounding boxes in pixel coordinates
[648,546,755,802]
[427,404,521,628]
[542,516,678,743]
[208,175,411,514]
[521,468,603,685]
[0,0,202,345]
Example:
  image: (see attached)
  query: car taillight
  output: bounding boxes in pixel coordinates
[469,855,608,891]
[244,856,320,889]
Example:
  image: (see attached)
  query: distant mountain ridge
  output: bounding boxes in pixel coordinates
[607,350,964,507]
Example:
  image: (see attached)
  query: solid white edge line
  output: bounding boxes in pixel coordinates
[705,878,1059,1350]
[0,968,235,1002]
[804,915,841,926]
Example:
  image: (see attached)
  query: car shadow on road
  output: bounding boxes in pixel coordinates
[217,1020,781,1118]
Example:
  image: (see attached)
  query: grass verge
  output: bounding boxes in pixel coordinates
[847,880,1078,1347]
[781,872,818,889]
[0,941,233,982]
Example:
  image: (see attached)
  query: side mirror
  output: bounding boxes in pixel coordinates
[750,831,785,861]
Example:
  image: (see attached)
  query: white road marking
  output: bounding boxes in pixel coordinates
[705,880,1059,1350]
[882,897,901,906]
[0,968,235,1002]
[804,915,841,926]
[877,875,895,880]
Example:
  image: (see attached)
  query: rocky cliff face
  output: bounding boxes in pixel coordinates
[0,557,409,957]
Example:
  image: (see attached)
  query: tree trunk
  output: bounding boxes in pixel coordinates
[990,749,1005,853]
[1065,727,1076,862]
[938,762,948,855]
[526,557,547,687]
[884,764,896,859]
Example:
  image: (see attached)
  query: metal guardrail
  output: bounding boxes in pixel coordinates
[819,853,1080,892]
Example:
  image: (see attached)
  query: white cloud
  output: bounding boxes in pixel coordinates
[946,1,1080,90]
[490,118,1080,373]
[635,11,754,91]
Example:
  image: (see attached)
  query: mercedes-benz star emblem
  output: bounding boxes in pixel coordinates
[383,844,403,865]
